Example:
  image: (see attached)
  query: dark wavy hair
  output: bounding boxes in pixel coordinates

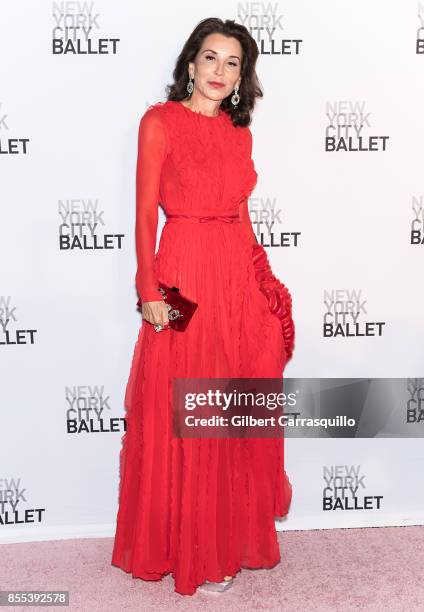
[165,17,263,127]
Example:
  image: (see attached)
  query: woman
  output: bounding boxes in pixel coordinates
[111,17,295,596]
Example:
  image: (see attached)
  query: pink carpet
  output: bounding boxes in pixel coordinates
[1,526,423,611]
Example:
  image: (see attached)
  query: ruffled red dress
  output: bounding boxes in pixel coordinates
[111,100,294,596]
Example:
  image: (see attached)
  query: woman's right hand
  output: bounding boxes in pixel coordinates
[141,300,170,327]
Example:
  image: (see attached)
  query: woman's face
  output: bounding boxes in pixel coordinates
[188,32,243,102]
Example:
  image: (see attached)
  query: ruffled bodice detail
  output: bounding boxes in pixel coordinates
[154,100,258,214]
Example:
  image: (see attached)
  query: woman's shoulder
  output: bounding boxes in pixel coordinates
[138,101,175,134]
[140,100,177,121]
[137,103,171,155]
[139,101,181,140]
[140,101,168,123]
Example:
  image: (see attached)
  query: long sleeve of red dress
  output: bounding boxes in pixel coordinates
[134,107,168,303]
[239,198,258,245]
[239,126,259,246]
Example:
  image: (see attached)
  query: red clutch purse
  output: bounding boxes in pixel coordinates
[137,283,198,332]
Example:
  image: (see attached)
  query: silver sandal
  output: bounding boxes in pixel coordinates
[198,577,234,593]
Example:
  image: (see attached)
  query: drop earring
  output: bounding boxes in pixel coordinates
[187,75,194,95]
[231,85,240,107]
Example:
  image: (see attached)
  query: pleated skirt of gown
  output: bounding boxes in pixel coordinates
[111,218,293,596]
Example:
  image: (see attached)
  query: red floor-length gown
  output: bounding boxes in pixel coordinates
[111,100,293,596]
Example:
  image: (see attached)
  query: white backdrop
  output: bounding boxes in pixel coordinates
[1,1,423,543]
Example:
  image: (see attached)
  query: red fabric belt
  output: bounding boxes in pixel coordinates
[166,212,241,224]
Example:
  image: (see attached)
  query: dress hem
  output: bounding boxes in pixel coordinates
[111,555,284,596]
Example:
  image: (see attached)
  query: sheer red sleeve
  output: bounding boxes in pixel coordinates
[134,106,168,303]
[239,127,259,246]
[239,198,258,245]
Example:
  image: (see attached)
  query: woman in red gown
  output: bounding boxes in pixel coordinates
[111,18,295,596]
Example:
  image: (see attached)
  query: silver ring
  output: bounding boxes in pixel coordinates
[154,323,170,332]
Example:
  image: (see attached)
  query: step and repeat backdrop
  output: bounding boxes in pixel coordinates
[1,1,423,542]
